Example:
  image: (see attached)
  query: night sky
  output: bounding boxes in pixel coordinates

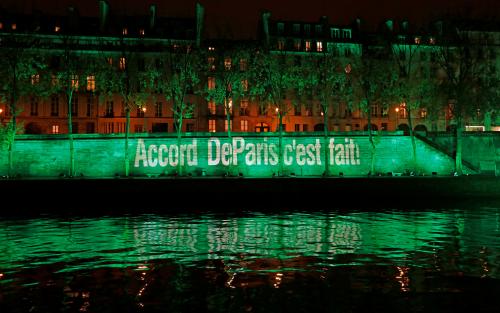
[1,0,498,38]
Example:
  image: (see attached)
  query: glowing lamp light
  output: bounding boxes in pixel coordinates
[275,107,279,113]
[0,108,3,114]
[142,107,147,112]
[395,107,400,113]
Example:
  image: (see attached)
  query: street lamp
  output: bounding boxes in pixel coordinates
[142,107,147,133]
[395,107,400,131]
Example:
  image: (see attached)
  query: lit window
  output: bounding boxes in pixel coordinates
[31,74,40,85]
[139,29,145,36]
[305,41,311,52]
[54,26,60,32]
[0,22,3,29]
[316,41,323,52]
[225,98,233,115]
[277,39,285,50]
[241,79,248,92]
[224,119,232,131]
[208,46,215,51]
[208,100,216,115]
[86,75,95,91]
[294,39,301,51]
[208,77,215,90]
[71,75,79,89]
[224,57,231,70]
[414,36,421,44]
[240,100,249,116]
[11,23,16,30]
[208,57,215,70]
[105,101,114,117]
[107,57,113,65]
[420,108,427,118]
[51,125,59,134]
[122,28,128,35]
[119,57,126,70]
[429,37,436,45]
[239,59,247,71]
[209,119,216,132]
[240,120,248,132]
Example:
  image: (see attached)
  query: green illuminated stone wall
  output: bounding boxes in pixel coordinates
[0,133,464,177]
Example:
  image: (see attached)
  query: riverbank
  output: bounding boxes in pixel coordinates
[1,176,499,213]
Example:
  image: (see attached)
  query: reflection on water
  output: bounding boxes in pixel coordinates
[1,207,500,312]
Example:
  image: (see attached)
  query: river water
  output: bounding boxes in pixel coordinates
[1,206,500,312]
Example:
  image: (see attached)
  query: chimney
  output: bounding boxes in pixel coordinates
[149,4,157,30]
[99,0,109,32]
[195,3,204,48]
[262,11,271,47]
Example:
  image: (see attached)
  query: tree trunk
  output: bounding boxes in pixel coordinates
[323,106,329,176]
[278,112,284,176]
[407,107,417,172]
[226,104,233,176]
[367,102,375,175]
[7,78,18,178]
[125,108,130,177]
[67,92,75,177]
[176,112,183,176]
[455,117,463,175]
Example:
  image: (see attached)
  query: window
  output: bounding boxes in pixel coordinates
[414,36,421,44]
[305,41,311,51]
[303,124,308,132]
[137,107,145,118]
[294,124,300,131]
[224,120,232,132]
[139,29,145,36]
[86,122,95,134]
[208,57,215,70]
[224,57,232,70]
[134,125,143,133]
[304,24,310,35]
[294,39,301,51]
[72,122,79,134]
[240,100,249,116]
[277,39,285,50]
[255,122,269,132]
[51,95,59,116]
[11,23,17,30]
[71,96,78,117]
[259,105,266,116]
[239,59,247,71]
[186,123,194,132]
[345,124,351,131]
[105,101,114,117]
[54,26,60,32]
[420,108,427,119]
[103,123,114,133]
[331,28,340,38]
[293,23,300,34]
[429,37,436,45]
[0,23,3,30]
[241,79,248,92]
[31,74,40,85]
[71,75,79,89]
[225,98,233,115]
[208,100,216,115]
[315,25,322,34]
[344,47,351,57]
[122,28,128,35]
[277,22,284,35]
[107,57,113,66]
[342,29,352,39]
[209,119,216,132]
[86,95,92,117]
[86,75,95,92]
[116,122,126,133]
[316,41,323,52]
[119,57,126,70]
[208,77,215,90]
[149,102,160,118]
[240,120,248,131]
[30,97,38,116]
[208,46,215,51]
[51,125,59,134]
[381,123,388,131]
[371,103,379,117]
[295,105,301,116]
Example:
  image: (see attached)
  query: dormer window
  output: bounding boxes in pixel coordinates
[277,22,284,35]
[122,28,128,35]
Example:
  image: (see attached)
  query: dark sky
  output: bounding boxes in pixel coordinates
[1,0,498,38]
